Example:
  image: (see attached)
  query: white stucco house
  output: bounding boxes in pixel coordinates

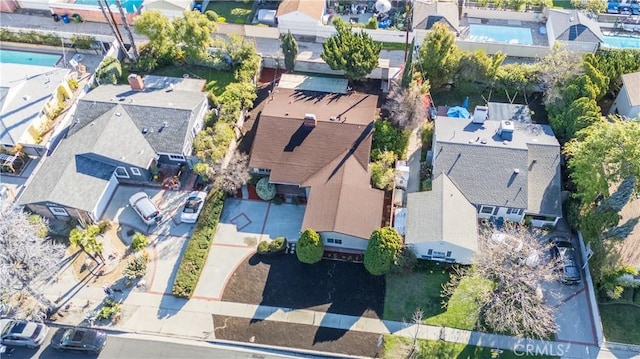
[276,0,326,35]
[142,0,194,20]
[610,72,640,120]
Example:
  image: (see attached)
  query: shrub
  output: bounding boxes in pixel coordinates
[131,232,149,252]
[27,214,49,238]
[296,229,324,264]
[96,57,122,85]
[364,227,403,275]
[122,253,148,279]
[390,246,418,274]
[366,17,378,29]
[97,220,112,234]
[172,188,226,298]
[272,195,284,205]
[256,177,276,201]
[271,236,286,251]
[67,78,79,91]
[205,10,219,22]
[217,16,227,23]
[257,240,270,254]
[97,298,121,320]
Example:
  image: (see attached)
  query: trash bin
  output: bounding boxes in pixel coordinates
[52,13,60,22]
[72,13,82,23]
[60,14,70,24]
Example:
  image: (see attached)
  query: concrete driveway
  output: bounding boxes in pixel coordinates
[192,199,306,300]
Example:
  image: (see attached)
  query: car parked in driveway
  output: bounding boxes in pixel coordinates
[0,319,49,348]
[129,192,162,225]
[51,327,107,354]
[549,236,581,285]
[180,191,207,224]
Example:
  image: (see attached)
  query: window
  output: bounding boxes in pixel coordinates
[432,251,446,258]
[507,208,523,215]
[480,205,494,215]
[334,239,342,244]
[49,207,69,216]
[114,166,129,178]
[326,238,342,245]
[130,167,141,176]
[446,251,452,258]
[327,238,334,243]
[168,154,185,162]
[253,168,271,175]
[427,249,433,255]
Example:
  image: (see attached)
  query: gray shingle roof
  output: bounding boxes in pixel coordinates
[547,9,604,43]
[433,116,562,216]
[621,72,640,107]
[412,0,459,32]
[405,174,478,251]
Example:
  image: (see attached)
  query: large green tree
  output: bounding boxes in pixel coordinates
[417,22,460,89]
[134,10,175,59]
[364,227,403,276]
[457,50,506,87]
[550,97,603,143]
[296,229,324,264]
[321,18,381,81]
[584,49,640,97]
[173,10,217,61]
[280,30,298,72]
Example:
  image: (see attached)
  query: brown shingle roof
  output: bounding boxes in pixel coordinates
[301,153,384,239]
[276,0,325,19]
[622,72,640,107]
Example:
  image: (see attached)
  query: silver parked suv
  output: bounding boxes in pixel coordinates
[128,192,162,225]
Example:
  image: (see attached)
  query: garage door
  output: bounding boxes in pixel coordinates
[93,173,118,221]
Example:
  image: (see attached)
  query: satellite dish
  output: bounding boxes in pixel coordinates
[375,0,392,13]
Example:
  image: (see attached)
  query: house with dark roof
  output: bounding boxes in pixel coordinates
[610,71,640,120]
[545,9,603,53]
[412,0,459,33]
[17,75,208,222]
[249,85,384,251]
[431,105,562,228]
[405,173,478,264]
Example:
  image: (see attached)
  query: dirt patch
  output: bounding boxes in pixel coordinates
[221,254,385,319]
[212,316,381,358]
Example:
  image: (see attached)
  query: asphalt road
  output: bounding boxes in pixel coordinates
[4,326,311,359]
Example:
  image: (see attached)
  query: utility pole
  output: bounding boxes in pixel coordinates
[114,0,139,60]
[404,0,413,62]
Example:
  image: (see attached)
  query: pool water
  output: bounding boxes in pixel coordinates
[74,0,143,13]
[603,35,640,49]
[0,49,61,67]
[469,24,534,45]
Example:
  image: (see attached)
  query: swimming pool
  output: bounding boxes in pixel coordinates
[0,49,61,67]
[603,35,640,49]
[469,24,534,45]
[74,0,142,13]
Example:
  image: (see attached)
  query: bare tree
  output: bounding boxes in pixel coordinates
[383,81,428,131]
[446,224,563,339]
[207,151,251,194]
[537,43,583,105]
[0,206,65,321]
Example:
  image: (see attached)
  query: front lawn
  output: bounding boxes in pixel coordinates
[552,0,574,9]
[151,65,236,96]
[384,268,491,330]
[206,0,254,24]
[382,335,559,359]
[599,304,640,344]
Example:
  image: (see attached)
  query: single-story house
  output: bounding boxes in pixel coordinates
[412,0,459,33]
[431,104,562,228]
[405,173,478,264]
[545,9,603,53]
[17,74,208,222]
[249,76,384,252]
[1,62,72,157]
[141,0,195,20]
[610,72,640,120]
[276,0,326,33]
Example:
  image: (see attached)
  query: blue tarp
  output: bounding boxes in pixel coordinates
[447,106,470,119]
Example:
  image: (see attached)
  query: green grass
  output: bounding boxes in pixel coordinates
[431,83,515,112]
[206,0,254,24]
[552,0,574,9]
[382,335,559,359]
[150,65,236,96]
[377,41,407,51]
[599,304,640,344]
[384,270,491,330]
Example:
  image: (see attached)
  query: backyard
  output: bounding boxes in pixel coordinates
[383,268,491,330]
[599,304,640,344]
[151,65,236,96]
[206,0,254,24]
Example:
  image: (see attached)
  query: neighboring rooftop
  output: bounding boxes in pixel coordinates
[487,102,532,123]
[621,72,640,107]
[276,0,325,19]
[278,73,349,94]
[412,0,459,32]
[547,9,604,42]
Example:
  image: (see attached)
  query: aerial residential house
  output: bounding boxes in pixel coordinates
[545,9,603,53]
[431,104,562,227]
[17,75,208,222]
[0,62,72,157]
[276,0,326,35]
[141,0,195,20]
[610,72,640,120]
[412,0,459,34]
[249,74,384,252]
[405,173,478,264]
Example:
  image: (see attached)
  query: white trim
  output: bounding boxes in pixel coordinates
[130,167,141,176]
[114,166,129,178]
[49,206,69,216]
[168,154,186,162]
[480,205,494,215]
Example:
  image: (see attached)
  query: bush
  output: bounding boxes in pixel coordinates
[296,229,324,264]
[366,17,378,29]
[122,253,148,279]
[97,220,112,234]
[131,232,149,252]
[205,10,219,22]
[97,298,121,320]
[256,177,276,201]
[364,227,403,275]
[390,246,418,274]
[96,57,122,85]
[257,237,287,255]
[172,188,226,298]
[67,78,79,91]
[257,240,270,254]
[372,119,409,161]
[27,214,49,238]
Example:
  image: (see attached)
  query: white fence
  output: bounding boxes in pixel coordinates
[577,231,605,347]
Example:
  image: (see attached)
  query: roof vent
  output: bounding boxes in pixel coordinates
[22,95,31,101]
[115,112,121,117]
[162,121,169,127]
[499,120,515,141]
[514,168,520,174]
[303,113,317,127]
[142,127,149,134]
[480,138,487,144]
[472,105,488,124]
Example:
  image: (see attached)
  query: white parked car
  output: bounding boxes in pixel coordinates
[180,191,207,224]
[0,319,49,348]
[129,192,162,225]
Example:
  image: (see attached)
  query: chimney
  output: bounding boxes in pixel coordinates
[499,120,515,141]
[303,113,317,127]
[472,105,488,124]
[128,74,145,91]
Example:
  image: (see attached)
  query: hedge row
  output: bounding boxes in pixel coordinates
[172,188,226,298]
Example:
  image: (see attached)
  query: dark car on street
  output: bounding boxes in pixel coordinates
[549,236,581,285]
[51,327,107,354]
